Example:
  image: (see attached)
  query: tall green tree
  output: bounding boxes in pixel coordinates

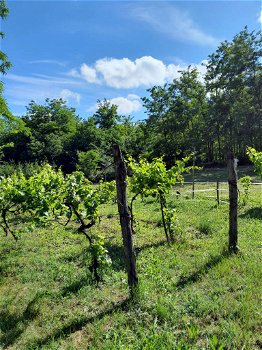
[94,99,119,129]
[0,0,26,159]
[0,0,12,124]
[142,67,208,164]
[21,99,79,168]
[0,0,11,75]
[77,102,147,180]
[0,0,12,128]
[247,147,262,178]
[205,27,262,160]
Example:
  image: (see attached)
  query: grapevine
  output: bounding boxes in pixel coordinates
[0,165,115,282]
[247,147,262,179]
[128,156,194,243]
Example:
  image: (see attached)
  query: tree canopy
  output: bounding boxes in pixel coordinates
[0,26,261,175]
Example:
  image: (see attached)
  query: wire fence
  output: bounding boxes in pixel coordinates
[172,181,262,204]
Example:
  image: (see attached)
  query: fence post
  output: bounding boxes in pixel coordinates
[216,180,220,206]
[227,152,239,253]
[113,144,138,293]
[192,150,196,199]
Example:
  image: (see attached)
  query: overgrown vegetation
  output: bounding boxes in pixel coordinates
[0,178,261,349]
[247,147,262,178]
[128,156,195,242]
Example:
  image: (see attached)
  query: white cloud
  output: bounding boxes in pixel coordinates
[71,56,207,89]
[59,89,81,103]
[259,10,262,24]
[80,63,99,84]
[87,94,142,115]
[29,59,67,67]
[95,56,169,88]
[166,63,184,80]
[3,74,83,109]
[109,94,141,114]
[70,56,181,89]
[132,4,218,47]
[68,68,81,78]
[194,60,208,82]
[5,73,84,87]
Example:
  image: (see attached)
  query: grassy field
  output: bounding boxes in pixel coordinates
[0,178,261,349]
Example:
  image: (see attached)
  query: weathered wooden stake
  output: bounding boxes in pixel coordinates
[227,152,239,252]
[113,144,138,291]
[216,180,220,206]
[192,150,196,199]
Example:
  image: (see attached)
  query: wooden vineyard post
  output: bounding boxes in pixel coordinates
[216,181,220,206]
[192,150,196,199]
[227,152,239,253]
[113,144,138,293]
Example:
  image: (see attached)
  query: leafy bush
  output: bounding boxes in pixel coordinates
[77,149,101,181]
[240,176,251,205]
[0,161,44,178]
[128,156,196,242]
[247,147,262,178]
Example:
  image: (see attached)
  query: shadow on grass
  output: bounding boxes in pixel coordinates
[0,294,40,347]
[135,240,167,255]
[0,246,23,276]
[176,248,230,289]
[106,243,126,271]
[239,207,262,220]
[27,297,130,349]
[106,240,168,272]
[60,276,91,297]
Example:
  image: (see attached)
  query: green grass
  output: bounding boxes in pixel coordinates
[0,181,261,349]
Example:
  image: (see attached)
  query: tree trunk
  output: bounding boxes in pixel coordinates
[113,144,138,291]
[217,123,222,161]
[227,152,239,252]
[216,181,220,206]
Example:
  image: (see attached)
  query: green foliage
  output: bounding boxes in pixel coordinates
[62,171,102,223]
[0,0,11,75]
[128,156,191,198]
[94,99,119,129]
[91,236,112,268]
[128,156,193,242]
[240,176,251,205]
[0,164,65,239]
[141,28,261,164]
[163,206,182,241]
[205,28,262,160]
[0,142,13,160]
[0,0,26,154]
[97,180,116,204]
[247,147,262,178]
[0,164,116,283]
[142,68,208,164]
[0,161,44,178]
[77,149,101,180]
[0,164,115,240]
[1,28,261,168]
[20,99,79,168]
[0,177,261,349]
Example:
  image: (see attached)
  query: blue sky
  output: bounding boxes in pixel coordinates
[2,1,262,120]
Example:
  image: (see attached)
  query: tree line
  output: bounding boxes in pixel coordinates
[0,0,261,177]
